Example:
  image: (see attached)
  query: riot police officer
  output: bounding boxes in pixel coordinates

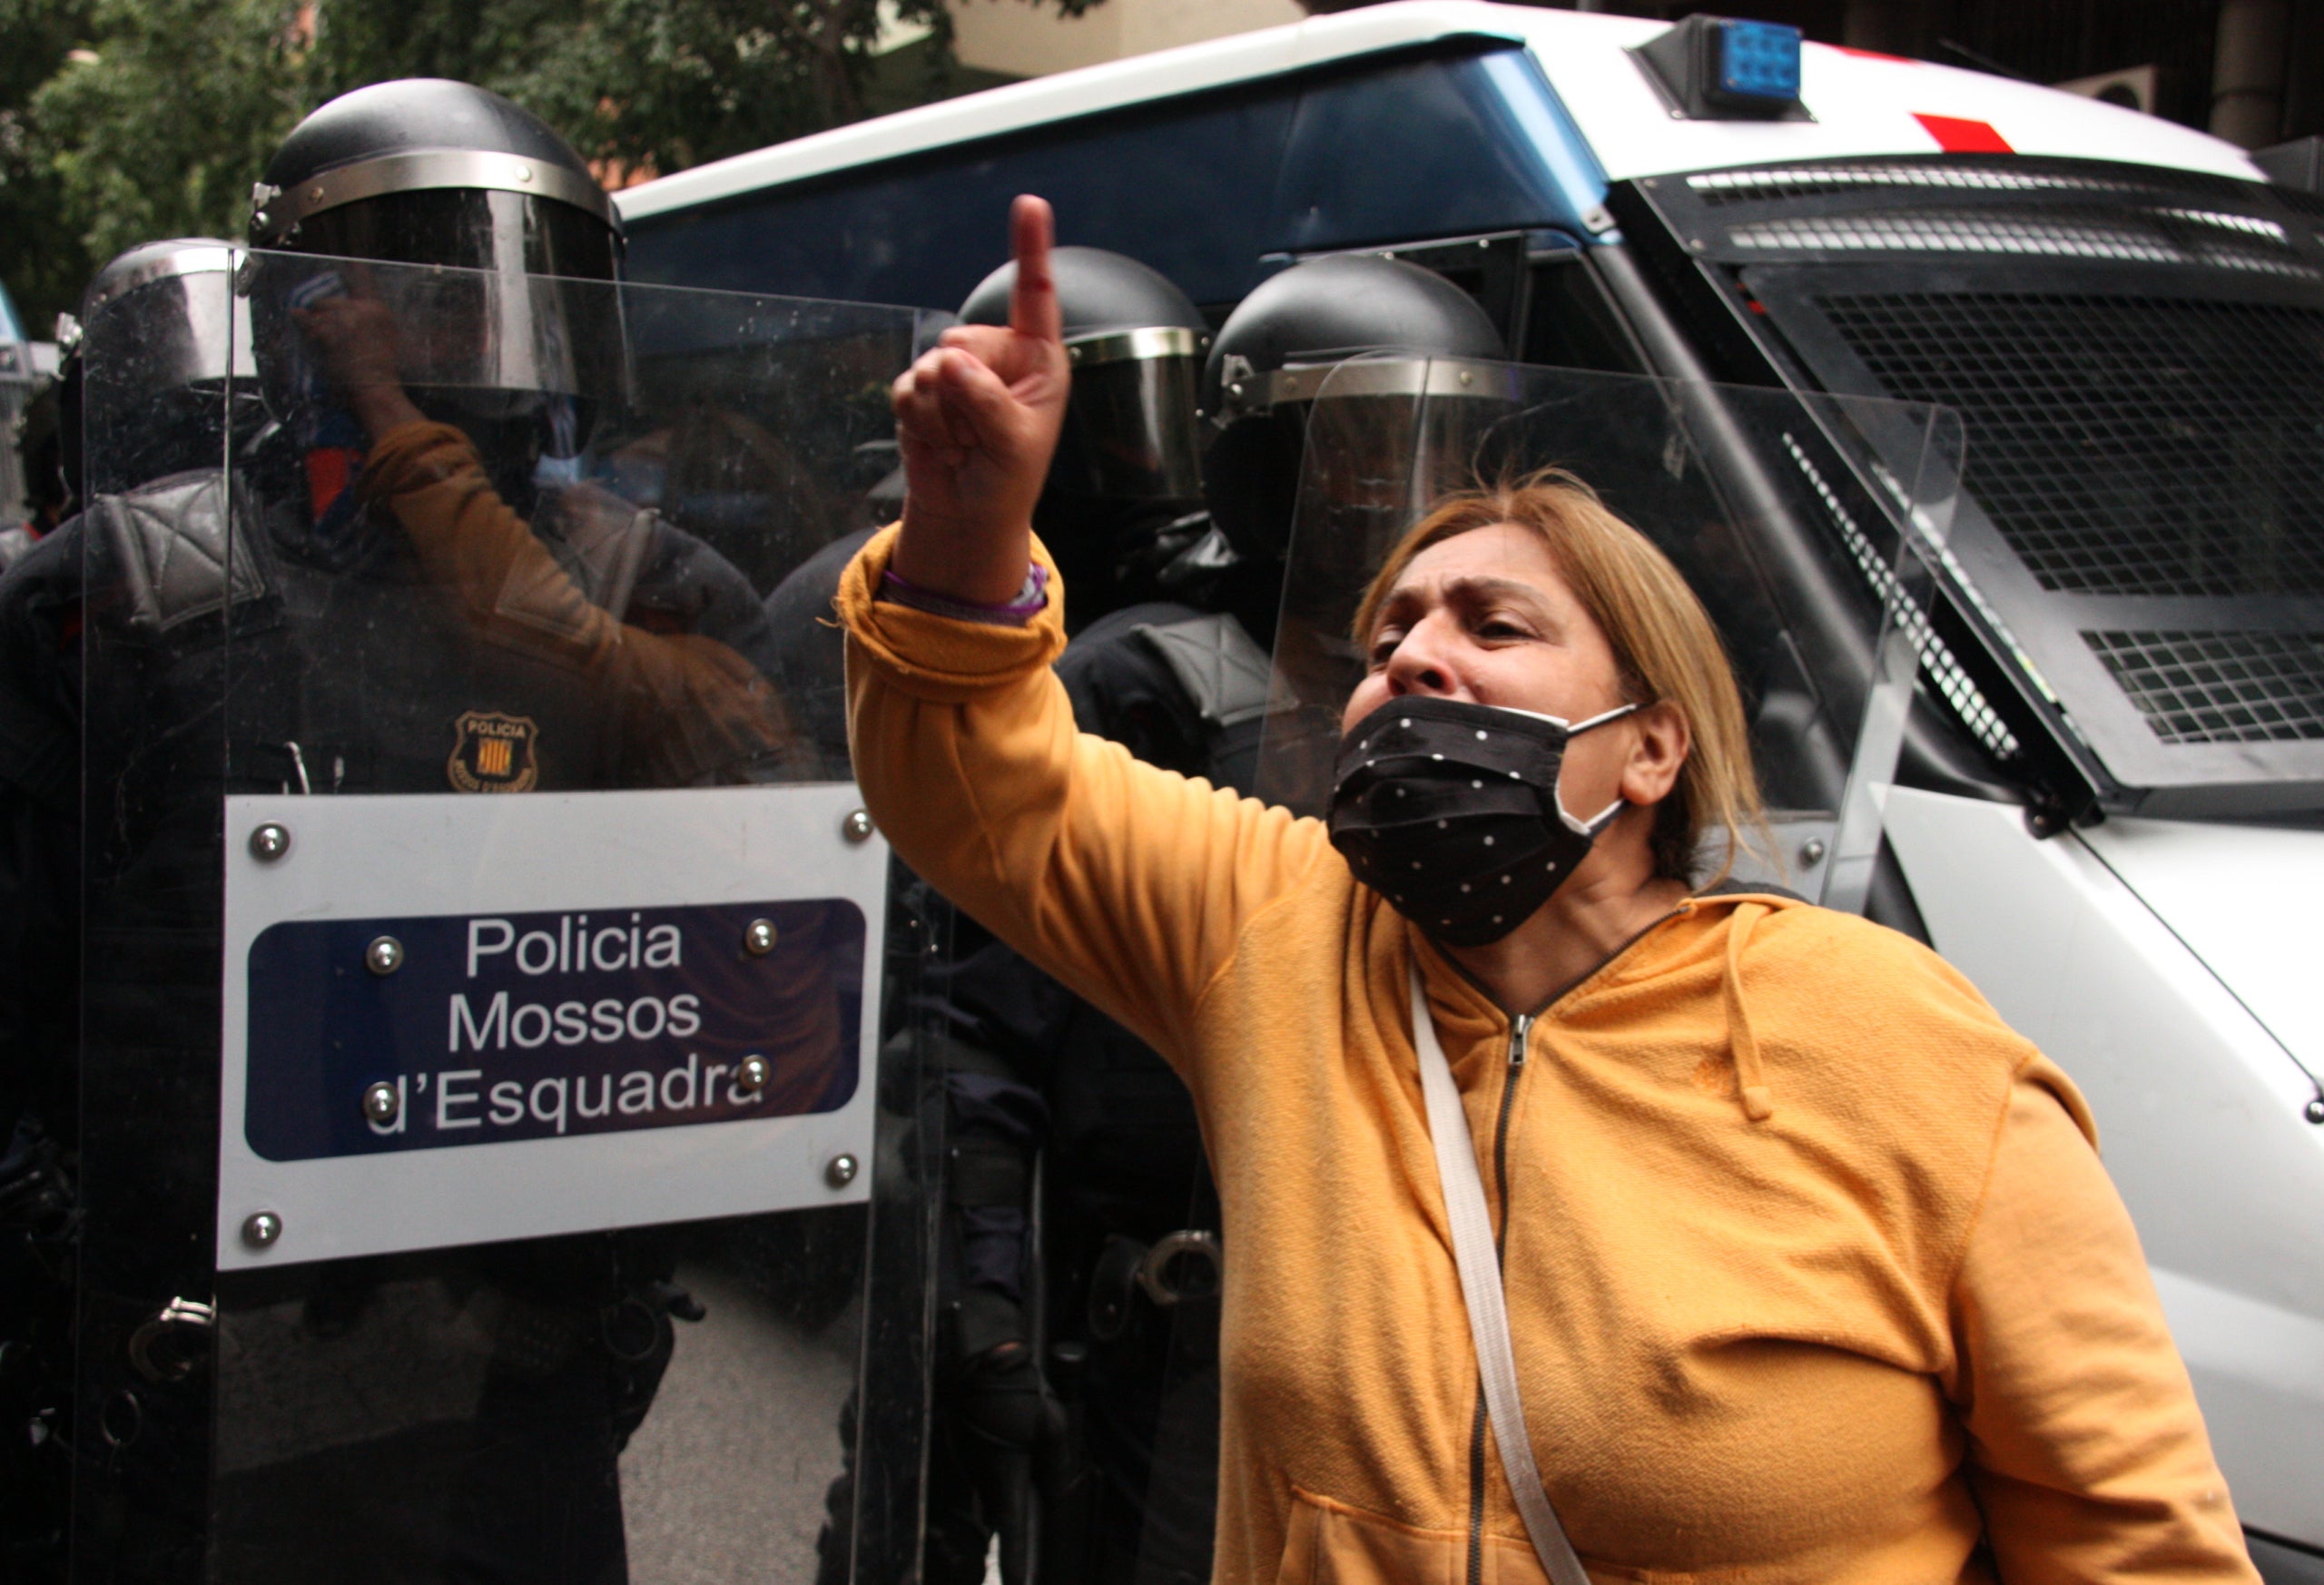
[965,251,1515,1585]
[775,246,1236,1585]
[936,248,1244,1585]
[1,240,249,1118]
[233,80,804,1583]
[1199,253,1515,810]
[788,246,1510,1585]
[0,240,266,1580]
[9,80,799,1583]
[1201,251,1513,614]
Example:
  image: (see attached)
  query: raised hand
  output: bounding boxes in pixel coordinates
[889,194,1070,605]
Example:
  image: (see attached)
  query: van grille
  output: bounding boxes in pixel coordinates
[1687,162,2254,207]
[2083,629,2324,743]
[1729,207,2312,276]
[1815,291,2324,598]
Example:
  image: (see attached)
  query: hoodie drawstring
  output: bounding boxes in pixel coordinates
[1723,902,1775,1123]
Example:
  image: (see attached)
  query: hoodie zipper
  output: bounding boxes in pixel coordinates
[1440,907,1689,1585]
[1494,1013,1533,1252]
[1466,1009,1535,1585]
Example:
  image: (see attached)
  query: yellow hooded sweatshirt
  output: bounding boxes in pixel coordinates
[837,526,2256,1585]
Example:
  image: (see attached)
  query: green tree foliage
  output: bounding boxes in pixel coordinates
[492,0,953,173]
[31,0,305,297]
[0,0,100,332]
[2,0,1041,333]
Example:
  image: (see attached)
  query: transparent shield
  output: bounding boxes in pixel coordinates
[1259,359,1963,911]
[66,251,945,1582]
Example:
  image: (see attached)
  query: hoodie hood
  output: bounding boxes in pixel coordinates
[1412,889,1805,1126]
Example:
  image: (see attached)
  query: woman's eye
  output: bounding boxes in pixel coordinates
[1366,635,1402,667]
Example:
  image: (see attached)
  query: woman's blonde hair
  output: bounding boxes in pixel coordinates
[1351,468,1768,884]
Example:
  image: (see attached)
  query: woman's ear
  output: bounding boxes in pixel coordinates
[1620,700,1690,809]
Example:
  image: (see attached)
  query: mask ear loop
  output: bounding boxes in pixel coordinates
[1550,703,1643,836]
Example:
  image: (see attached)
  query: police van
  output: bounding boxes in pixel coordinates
[615,3,2324,1565]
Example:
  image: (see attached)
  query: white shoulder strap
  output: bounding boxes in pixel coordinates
[1410,963,1594,1585]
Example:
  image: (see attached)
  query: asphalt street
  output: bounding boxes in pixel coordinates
[621,1262,862,1583]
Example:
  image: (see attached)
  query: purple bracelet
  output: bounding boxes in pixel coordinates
[880,563,1049,625]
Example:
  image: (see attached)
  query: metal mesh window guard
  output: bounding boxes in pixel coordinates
[2083,629,2324,744]
[1815,291,2324,599]
[1640,153,2324,806]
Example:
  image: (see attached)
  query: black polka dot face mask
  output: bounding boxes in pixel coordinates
[1327,695,1639,948]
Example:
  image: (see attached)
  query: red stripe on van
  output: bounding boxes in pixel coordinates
[1912,113,2014,153]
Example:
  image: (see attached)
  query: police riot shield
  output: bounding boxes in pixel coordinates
[64,250,949,1582]
[1259,358,1965,911]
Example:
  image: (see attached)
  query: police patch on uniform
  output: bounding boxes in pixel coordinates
[448,711,540,792]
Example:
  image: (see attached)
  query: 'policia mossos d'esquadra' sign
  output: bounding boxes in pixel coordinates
[243,900,862,1159]
[219,785,887,1269]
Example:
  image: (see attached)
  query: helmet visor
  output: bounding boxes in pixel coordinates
[1053,330,1205,501]
[252,189,625,412]
[76,260,262,490]
[244,246,626,438]
[83,247,257,396]
[287,188,618,284]
[1206,353,1521,576]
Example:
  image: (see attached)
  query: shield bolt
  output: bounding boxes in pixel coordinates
[1797,838,1827,867]
[2305,1098,2324,1126]
[249,823,290,861]
[743,918,778,956]
[362,1081,400,1125]
[842,810,874,843]
[735,1054,771,1094]
[825,1153,860,1189]
[365,936,405,975]
[241,1211,282,1249]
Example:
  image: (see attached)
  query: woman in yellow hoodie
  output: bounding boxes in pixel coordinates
[841,196,2258,1585]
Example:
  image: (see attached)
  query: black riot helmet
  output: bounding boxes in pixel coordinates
[1201,255,1510,573]
[251,79,621,281]
[243,80,625,477]
[960,248,1215,617]
[64,239,261,496]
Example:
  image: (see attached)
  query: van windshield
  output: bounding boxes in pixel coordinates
[1635,155,2324,817]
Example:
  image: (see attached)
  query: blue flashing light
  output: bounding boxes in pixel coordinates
[1635,14,1806,121]
[1716,19,1803,103]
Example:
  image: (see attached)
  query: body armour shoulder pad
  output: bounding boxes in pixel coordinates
[91,468,269,633]
[1132,612,1280,730]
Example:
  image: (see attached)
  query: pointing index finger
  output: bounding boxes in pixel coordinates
[1009,194,1062,347]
